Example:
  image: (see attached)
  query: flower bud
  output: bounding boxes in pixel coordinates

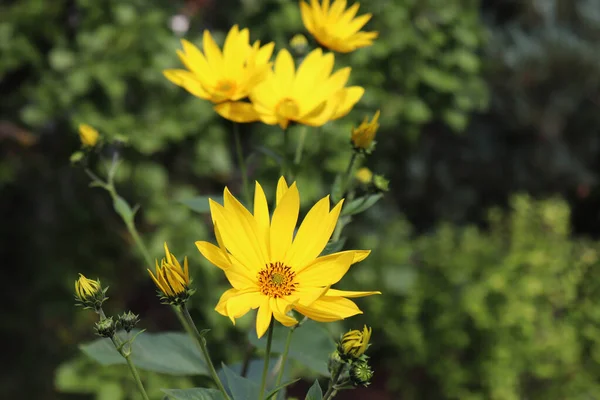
[327,350,345,375]
[351,111,380,151]
[290,34,309,56]
[373,175,390,193]
[118,311,140,333]
[95,317,116,338]
[78,124,99,147]
[148,243,193,305]
[75,273,107,310]
[350,359,373,387]
[338,325,372,360]
[355,167,373,185]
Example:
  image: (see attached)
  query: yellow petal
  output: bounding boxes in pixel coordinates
[270,183,299,262]
[274,49,295,93]
[215,288,240,315]
[256,296,272,338]
[253,181,271,256]
[195,241,231,270]
[224,259,259,290]
[295,296,362,322]
[214,101,261,123]
[209,198,265,274]
[276,176,289,206]
[295,251,354,286]
[286,197,342,268]
[271,298,298,327]
[288,286,329,307]
[179,39,215,80]
[300,1,315,34]
[202,30,224,72]
[325,288,381,298]
[226,290,263,324]
[332,86,364,120]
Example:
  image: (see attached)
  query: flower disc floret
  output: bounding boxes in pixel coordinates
[196,177,380,338]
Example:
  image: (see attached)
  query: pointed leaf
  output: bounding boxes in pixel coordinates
[80,330,208,375]
[305,380,323,400]
[320,238,347,256]
[341,193,383,216]
[221,363,260,400]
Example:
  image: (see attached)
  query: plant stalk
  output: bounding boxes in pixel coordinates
[259,321,275,400]
[180,305,231,400]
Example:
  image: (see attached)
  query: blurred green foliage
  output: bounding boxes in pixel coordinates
[359,195,600,399]
[3,0,600,399]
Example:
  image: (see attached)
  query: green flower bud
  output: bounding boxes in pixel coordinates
[118,311,140,332]
[350,360,373,387]
[328,350,345,375]
[373,175,389,192]
[95,317,116,338]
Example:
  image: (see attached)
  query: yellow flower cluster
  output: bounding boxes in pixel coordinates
[164,1,377,129]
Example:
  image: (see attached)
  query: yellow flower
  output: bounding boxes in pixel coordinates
[355,167,373,184]
[351,110,380,149]
[78,124,99,147]
[75,273,101,302]
[164,25,274,121]
[148,243,191,304]
[196,177,380,338]
[300,0,378,53]
[339,325,372,359]
[217,48,364,129]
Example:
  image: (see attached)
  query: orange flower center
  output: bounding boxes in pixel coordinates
[257,262,297,298]
[214,80,237,98]
[275,98,300,119]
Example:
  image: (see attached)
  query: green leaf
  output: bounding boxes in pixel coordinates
[80,330,208,376]
[305,380,323,400]
[221,363,260,400]
[265,378,301,399]
[321,238,347,256]
[180,195,223,214]
[248,321,334,376]
[341,194,384,216]
[162,388,224,400]
[113,194,134,223]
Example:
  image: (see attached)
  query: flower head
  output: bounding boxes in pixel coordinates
[350,359,374,387]
[217,49,364,128]
[339,325,371,359]
[118,311,140,333]
[78,124,99,147]
[148,243,192,305]
[300,0,378,53]
[164,25,274,120]
[95,317,116,338]
[75,274,107,310]
[196,177,380,338]
[351,110,380,150]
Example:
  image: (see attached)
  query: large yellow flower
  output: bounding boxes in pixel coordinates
[300,0,378,53]
[217,48,364,128]
[196,177,379,338]
[164,25,274,121]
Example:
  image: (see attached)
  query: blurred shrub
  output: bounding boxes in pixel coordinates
[359,195,600,399]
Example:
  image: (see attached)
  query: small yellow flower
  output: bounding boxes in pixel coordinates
[300,0,378,53]
[218,48,364,129]
[196,177,380,338]
[339,325,372,359]
[75,273,101,302]
[355,167,373,184]
[164,25,274,122]
[148,243,191,304]
[78,124,99,147]
[351,110,380,150]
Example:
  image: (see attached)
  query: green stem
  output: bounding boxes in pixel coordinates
[259,321,275,400]
[233,123,251,206]
[124,221,153,270]
[293,126,307,166]
[180,305,230,400]
[323,363,344,400]
[274,326,294,388]
[124,354,151,400]
[342,151,359,196]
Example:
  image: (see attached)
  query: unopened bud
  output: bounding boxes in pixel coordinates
[118,311,140,332]
[95,317,116,338]
[350,360,373,387]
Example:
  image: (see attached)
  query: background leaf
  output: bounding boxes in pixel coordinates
[220,363,260,400]
[162,388,224,400]
[80,330,208,376]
